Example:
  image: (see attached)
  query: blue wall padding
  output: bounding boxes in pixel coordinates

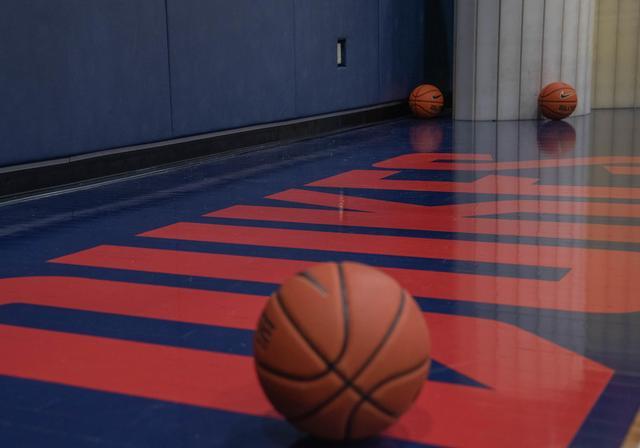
[293,0,380,116]
[0,0,173,167]
[379,0,426,102]
[0,0,426,167]
[167,0,297,136]
[424,0,454,98]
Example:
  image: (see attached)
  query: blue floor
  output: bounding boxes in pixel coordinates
[0,110,638,447]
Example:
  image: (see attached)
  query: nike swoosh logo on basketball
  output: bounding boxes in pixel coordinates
[432,95,442,99]
[559,91,573,99]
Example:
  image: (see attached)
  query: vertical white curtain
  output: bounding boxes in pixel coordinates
[454,0,595,121]
[592,0,640,108]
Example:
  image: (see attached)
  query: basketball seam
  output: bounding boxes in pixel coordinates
[416,104,432,115]
[415,104,428,114]
[349,290,407,382]
[541,106,566,115]
[297,271,327,297]
[539,100,578,104]
[414,99,443,106]
[273,263,348,369]
[290,289,406,422]
[286,283,407,423]
[334,262,350,365]
[255,359,330,382]
[541,109,565,120]
[540,87,569,98]
[343,397,369,441]
[273,290,336,375]
[540,104,571,119]
[540,86,573,99]
[415,88,439,99]
[340,289,408,439]
[365,357,431,399]
[343,357,431,440]
[256,293,332,381]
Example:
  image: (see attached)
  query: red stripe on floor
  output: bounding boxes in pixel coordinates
[0,313,612,447]
[51,245,640,312]
[308,170,640,200]
[0,276,265,329]
[0,324,273,415]
[375,153,640,171]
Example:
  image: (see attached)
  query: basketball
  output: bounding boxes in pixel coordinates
[539,82,577,120]
[409,84,444,118]
[254,262,431,440]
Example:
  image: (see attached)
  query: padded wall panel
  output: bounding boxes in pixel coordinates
[378,0,425,102]
[0,0,426,168]
[294,0,380,116]
[167,0,296,136]
[0,0,172,167]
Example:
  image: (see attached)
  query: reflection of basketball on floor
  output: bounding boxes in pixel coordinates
[537,120,576,156]
[409,121,444,152]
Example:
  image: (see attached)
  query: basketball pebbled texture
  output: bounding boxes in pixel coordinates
[254,262,431,440]
[539,81,578,120]
[409,84,444,118]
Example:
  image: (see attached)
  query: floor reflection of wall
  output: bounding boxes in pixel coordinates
[450,109,640,159]
[591,109,640,156]
[447,112,639,370]
[537,121,577,157]
[409,120,445,153]
[452,117,587,159]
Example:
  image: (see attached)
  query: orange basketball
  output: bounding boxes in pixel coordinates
[539,82,577,120]
[409,84,444,118]
[254,262,431,441]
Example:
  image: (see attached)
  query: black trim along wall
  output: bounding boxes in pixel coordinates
[0,102,408,201]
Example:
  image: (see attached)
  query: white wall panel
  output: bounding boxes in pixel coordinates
[498,0,524,120]
[592,0,640,108]
[541,0,564,85]
[454,0,477,120]
[560,0,579,87]
[635,10,640,107]
[613,0,640,107]
[592,0,618,108]
[575,0,590,115]
[584,0,595,114]
[474,0,500,120]
[519,1,545,119]
[454,0,594,121]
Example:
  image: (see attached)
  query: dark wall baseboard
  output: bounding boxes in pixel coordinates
[0,102,408,200]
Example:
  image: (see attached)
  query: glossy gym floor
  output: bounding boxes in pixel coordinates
[0,109,638,447]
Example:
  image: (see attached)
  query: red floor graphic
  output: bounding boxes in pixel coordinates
[1,146,638,446]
